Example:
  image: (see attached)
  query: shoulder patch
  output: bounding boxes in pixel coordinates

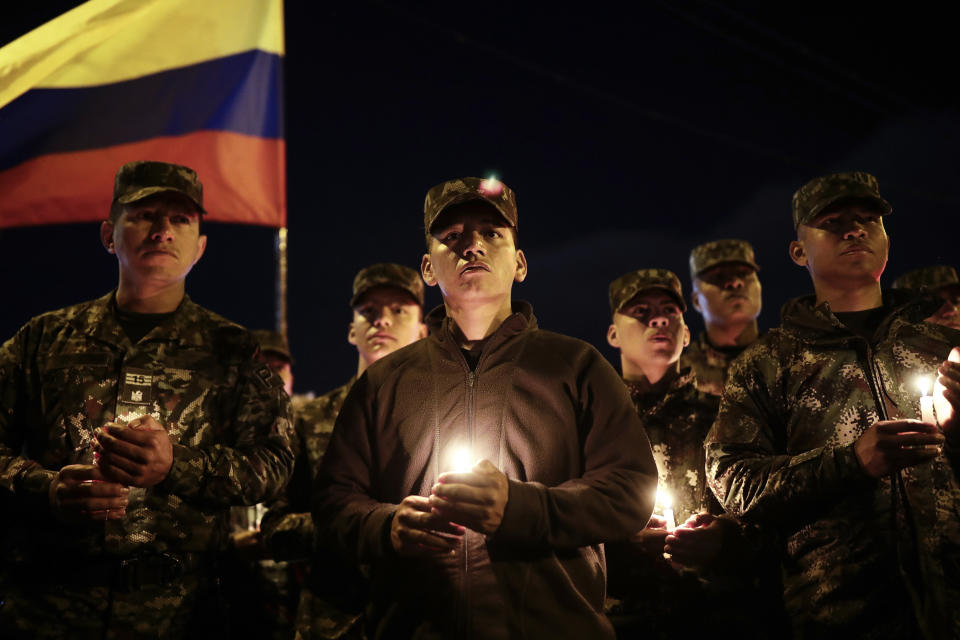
[254,363,284,390]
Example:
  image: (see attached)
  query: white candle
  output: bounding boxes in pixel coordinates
[916,376,936,424]
[655,485,676,531]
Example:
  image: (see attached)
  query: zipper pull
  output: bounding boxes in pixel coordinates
[467,371,475,387]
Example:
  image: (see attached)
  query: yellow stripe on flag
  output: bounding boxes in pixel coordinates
[0,0,283,109]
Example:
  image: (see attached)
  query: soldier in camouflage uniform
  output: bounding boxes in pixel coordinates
[705,171,960,638]
[681,239,762,396]
[605,269,783,638]
[225,330,309,639]
[259,263,427,639]
[893,265,960,331]
[0,161,295,639]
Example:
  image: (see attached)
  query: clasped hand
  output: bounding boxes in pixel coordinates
[389,459,509,557]
[93,416,173,487]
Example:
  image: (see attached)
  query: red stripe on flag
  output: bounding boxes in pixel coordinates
[0,131,286,229]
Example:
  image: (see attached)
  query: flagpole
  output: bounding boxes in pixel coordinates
[275,226,288,339]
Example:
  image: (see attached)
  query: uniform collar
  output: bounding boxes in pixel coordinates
[67,290,207,349]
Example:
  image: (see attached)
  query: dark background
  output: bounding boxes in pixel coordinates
[2,1,959,395]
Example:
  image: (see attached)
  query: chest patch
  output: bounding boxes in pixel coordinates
[120,367,155,405]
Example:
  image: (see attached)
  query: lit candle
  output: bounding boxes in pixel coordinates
[655,485,676,531]
[916,376,936,424]
[449,446,474,473]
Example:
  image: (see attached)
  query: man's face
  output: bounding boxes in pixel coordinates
[421,202,527,306]
[790,203,889,286]
[101,193,206,286]
[929,286,960,330]
[691,264,762,328]
[348,286,427,365]
[607,291,690,369]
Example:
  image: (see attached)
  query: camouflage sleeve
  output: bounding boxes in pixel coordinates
[159,357,295,507]
[314,375,399,565]
[0,323,59,513]
[704,343,874,525]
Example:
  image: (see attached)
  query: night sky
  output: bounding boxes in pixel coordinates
[2,1,958,395]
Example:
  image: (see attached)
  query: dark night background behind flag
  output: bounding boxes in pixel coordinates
[2,1,958,396]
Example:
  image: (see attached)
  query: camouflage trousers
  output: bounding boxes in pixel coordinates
[0,573,227,640]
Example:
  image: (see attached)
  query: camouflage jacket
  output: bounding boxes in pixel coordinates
[628,370,721,523]
[261,378,355,562]
[0,292,295,564]
[607,371,719,617]
[679,331,748,396]
[705,290,960,638]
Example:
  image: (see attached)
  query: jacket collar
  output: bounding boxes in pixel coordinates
[426,300,538,353]
[779,288,943,344]
[67,290,207,349]
[624,367,698,414]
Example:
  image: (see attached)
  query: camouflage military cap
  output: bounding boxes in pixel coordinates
[113,161,205,213]
[892,265,960,292]
[251,329,293,363]
[689,239,760,280]
[423,177,517,235]
[351,263,425,307]
[791,171,891,229]
[609,268,687,314]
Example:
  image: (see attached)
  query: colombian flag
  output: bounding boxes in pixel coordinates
[0,0,285,228]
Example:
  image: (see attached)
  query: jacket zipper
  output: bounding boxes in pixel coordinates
[860,338,926,623]
[463,369,475,638]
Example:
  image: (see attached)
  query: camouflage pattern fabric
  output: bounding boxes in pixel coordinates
[423,176,518,235]
[351,263,425,307]
[627,370,721,524]
[679,331,747,396]
[892,265,960,292]
[261,379,362,640]
[705,290,960,638]
[791,171,891,228]
[608,268,686,313]
[608,372,785,637]
[114,160,206,213]
[0,291,295,636]
[688,239,759,280]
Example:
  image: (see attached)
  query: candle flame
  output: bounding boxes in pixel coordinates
[656,486,673,509]
[450,446,473,473]
[916,375,933,397]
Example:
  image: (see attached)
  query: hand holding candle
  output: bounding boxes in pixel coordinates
[934,347,960,439]
[431,459,509,536]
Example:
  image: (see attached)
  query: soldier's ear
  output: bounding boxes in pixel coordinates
[100,221,116,254]
[192,234,207,266]
[347,321,358,346]
[514,249,528,283]
[690,283,702,313]
[606,323,620,349]
[789,240,807,266]
[421,254,438,287]
[682,324,691,348]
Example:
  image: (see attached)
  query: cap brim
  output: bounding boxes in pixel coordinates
[616,286,687,313]
[350,284,423,308]
[116,186,206,214]
[806,191,891,225]
[427,194,515,234]
[694,259,760,278]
